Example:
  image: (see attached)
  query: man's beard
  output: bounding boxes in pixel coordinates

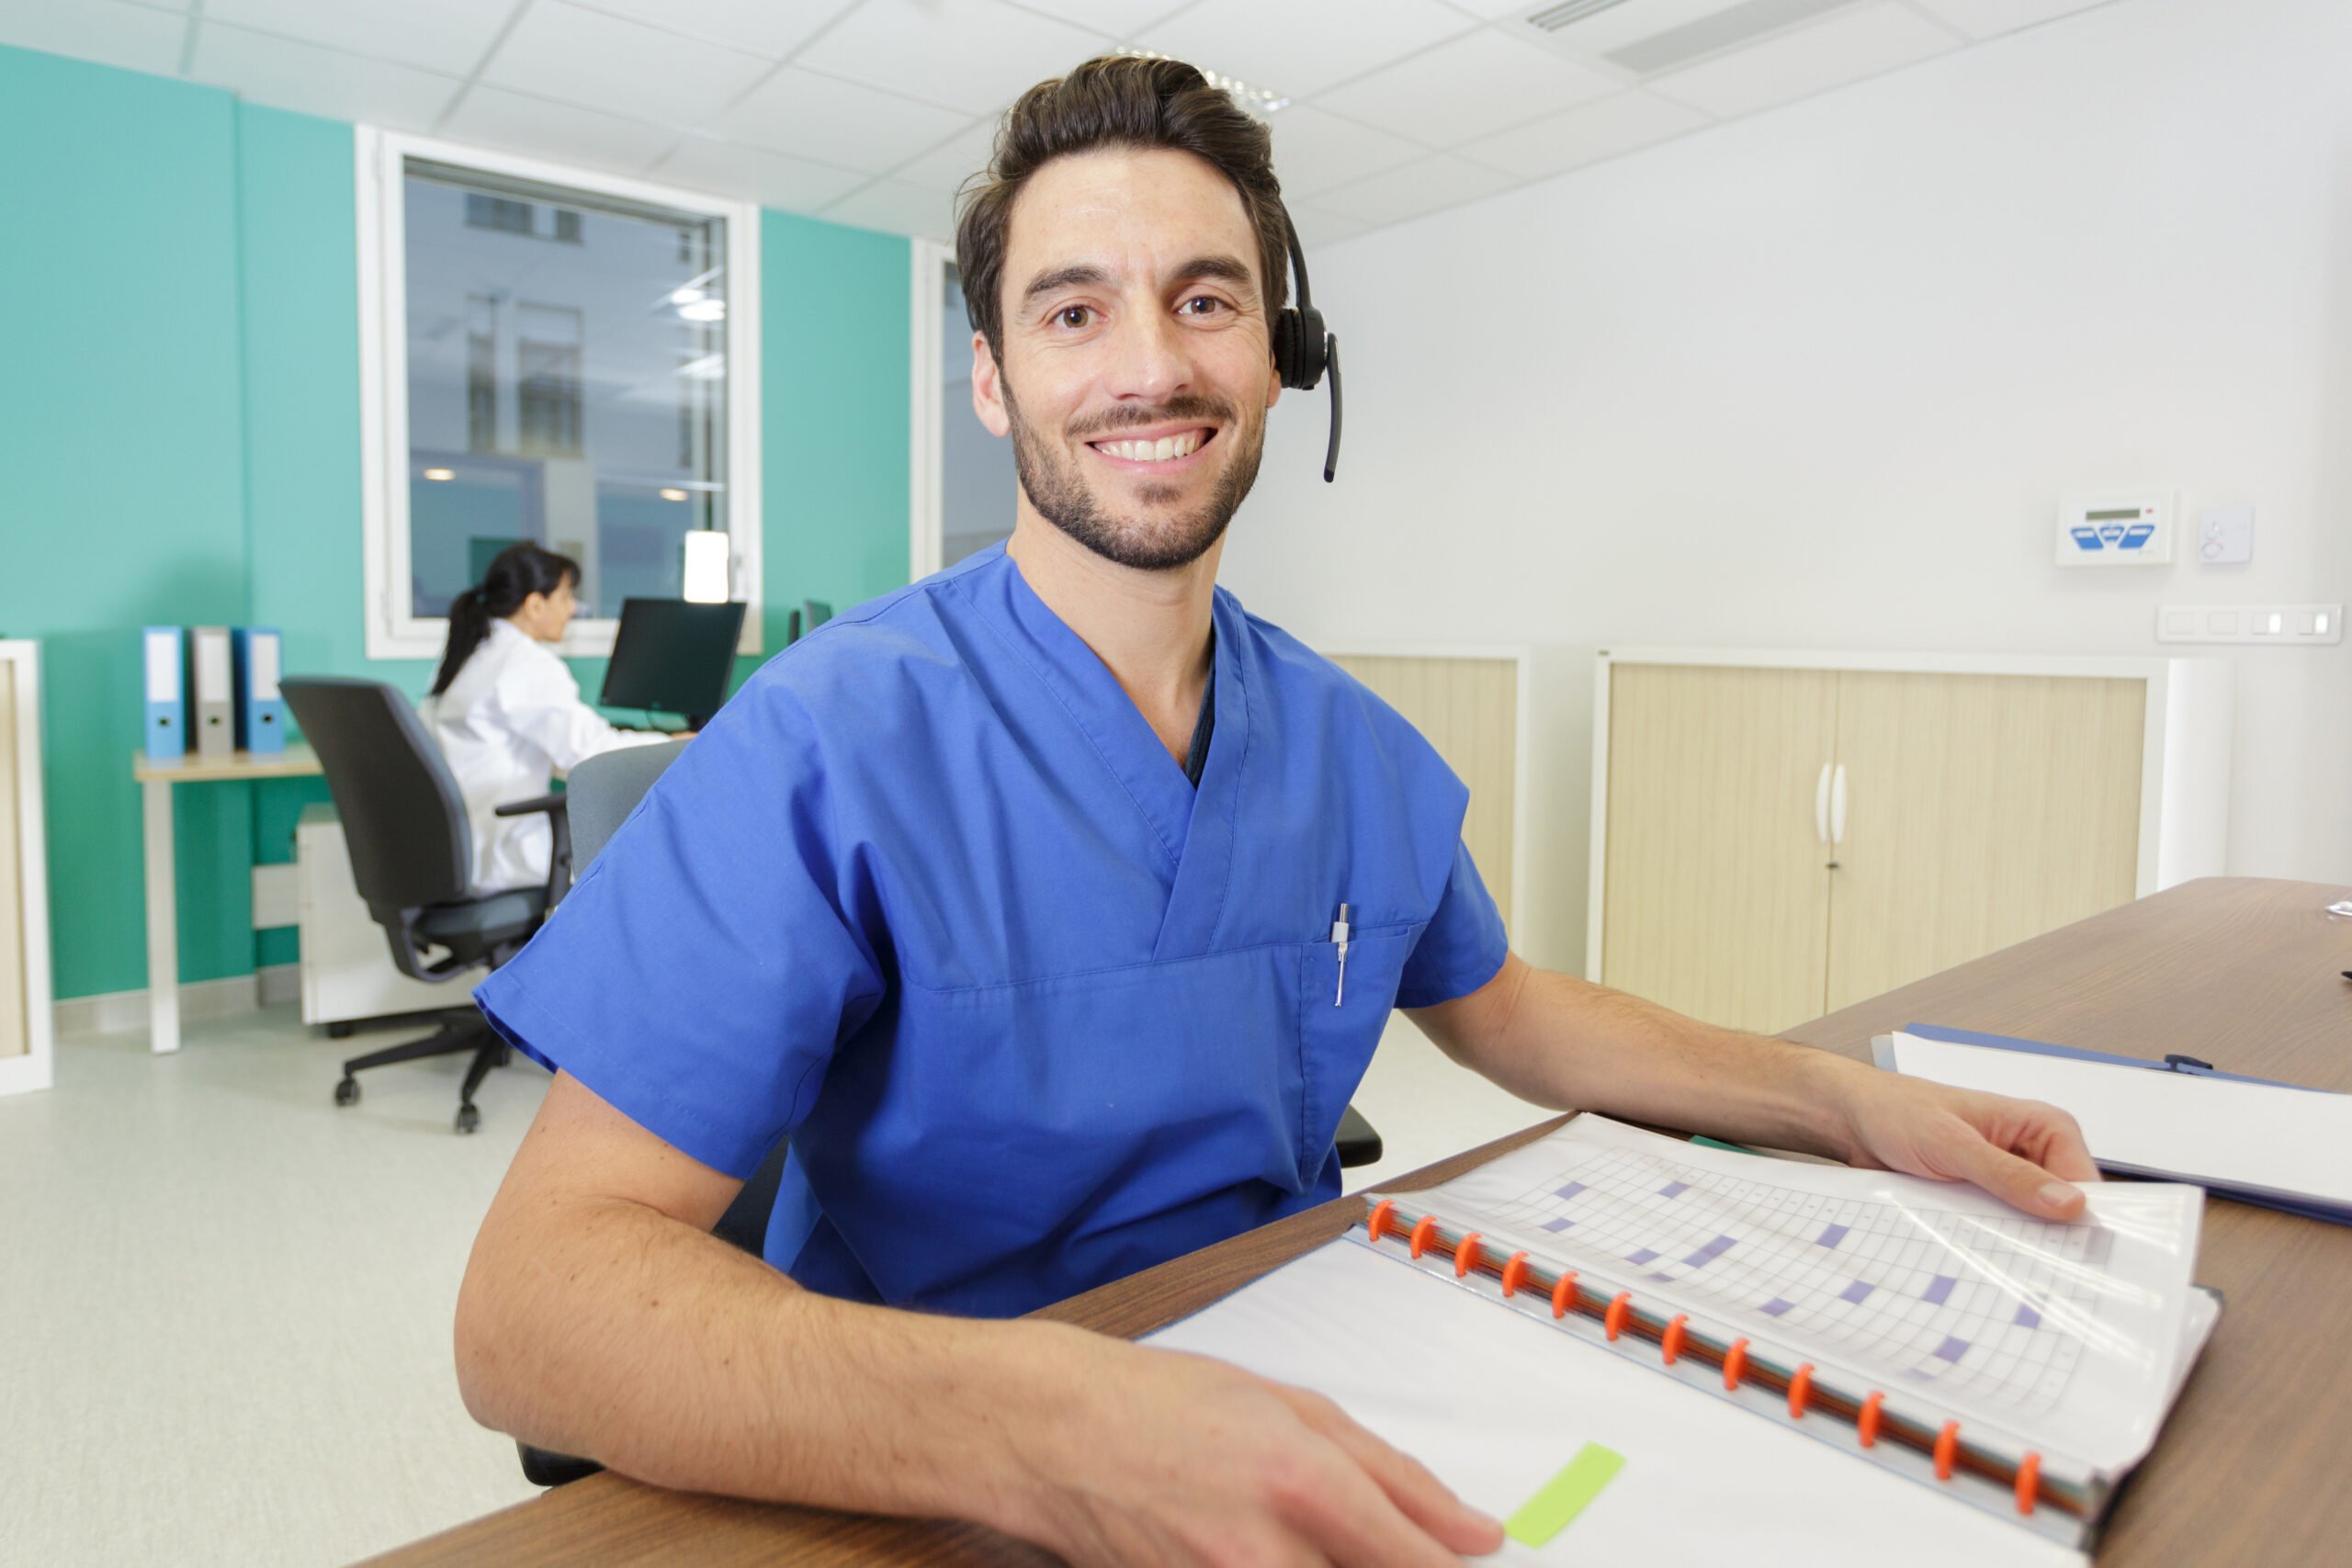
[1001,379,1265,572]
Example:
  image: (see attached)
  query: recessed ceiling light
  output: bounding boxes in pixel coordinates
[1114,48,1291,116]
[669,286,707,306]
[422,468,455,481]
[677,299,727,322]
[660,488,689,502]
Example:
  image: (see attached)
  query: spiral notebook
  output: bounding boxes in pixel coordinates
[1149,1116,2217,1565]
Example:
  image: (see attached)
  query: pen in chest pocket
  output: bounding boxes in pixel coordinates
[1329,903,1351,1007]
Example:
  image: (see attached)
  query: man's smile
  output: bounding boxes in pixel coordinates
[1083,423,1218,472]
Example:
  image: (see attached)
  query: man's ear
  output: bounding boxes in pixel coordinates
[970,332,1012,437]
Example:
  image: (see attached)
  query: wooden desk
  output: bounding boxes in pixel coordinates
[132,745,321,1055]
[367,876,2352,1567]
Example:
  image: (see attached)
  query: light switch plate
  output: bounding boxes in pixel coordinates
[2156,603,2341,644]
[2194,506,2253,564]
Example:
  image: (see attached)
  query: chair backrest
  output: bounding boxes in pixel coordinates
[280,678,471,912]
[564,739,690,868]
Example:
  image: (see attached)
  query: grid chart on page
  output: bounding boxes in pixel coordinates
[1477,1145,2116,1418]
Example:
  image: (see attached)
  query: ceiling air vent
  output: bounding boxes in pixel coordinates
[1525,0,1639,28]
[1606,0,1862,76]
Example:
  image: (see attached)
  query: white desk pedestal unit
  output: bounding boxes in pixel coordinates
[296,804,459,1029]
[0,642,53,1096]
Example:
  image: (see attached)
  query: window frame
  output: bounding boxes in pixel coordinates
[355,127,764,662]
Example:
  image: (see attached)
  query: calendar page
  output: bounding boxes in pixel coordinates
[1374,1116,2203,1472]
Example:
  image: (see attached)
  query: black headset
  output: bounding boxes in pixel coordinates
[1269,205,1342,482]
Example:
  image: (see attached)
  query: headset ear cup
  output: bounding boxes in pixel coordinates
[1272,308,1302,389]
[1273,305,1327,390]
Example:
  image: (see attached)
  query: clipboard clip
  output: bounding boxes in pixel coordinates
[2161,1054,2216,1075]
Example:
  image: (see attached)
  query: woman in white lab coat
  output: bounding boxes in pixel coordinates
[424,543,675,893]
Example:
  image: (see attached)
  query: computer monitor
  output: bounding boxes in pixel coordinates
[600,598,745,728]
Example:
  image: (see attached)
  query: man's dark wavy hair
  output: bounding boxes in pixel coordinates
[955,54,1289,363]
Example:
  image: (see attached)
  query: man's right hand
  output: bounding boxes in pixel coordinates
[1001,1328,1504,1566]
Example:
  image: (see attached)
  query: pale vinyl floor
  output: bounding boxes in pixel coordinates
[0,1003,1547,1567]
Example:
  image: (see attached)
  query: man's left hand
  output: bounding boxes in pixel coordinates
[1828,1067,2102,1221]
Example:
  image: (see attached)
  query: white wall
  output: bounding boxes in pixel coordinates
[1226,0,2352,970]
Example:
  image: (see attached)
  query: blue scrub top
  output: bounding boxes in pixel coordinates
[477,543,1508,1319]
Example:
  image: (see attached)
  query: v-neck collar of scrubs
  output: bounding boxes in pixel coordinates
[968,544,1248,960]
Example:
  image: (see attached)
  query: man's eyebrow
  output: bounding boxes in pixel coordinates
[1170,254,1258,296]
[1021,264,1111,305]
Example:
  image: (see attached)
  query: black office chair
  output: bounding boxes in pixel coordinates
[280,677,569,1135]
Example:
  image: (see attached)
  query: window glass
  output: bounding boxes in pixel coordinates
[404,159,729,617]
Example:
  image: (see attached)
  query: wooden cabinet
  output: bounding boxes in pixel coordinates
[1589,651,2230,1035]
[0,642,52,1095]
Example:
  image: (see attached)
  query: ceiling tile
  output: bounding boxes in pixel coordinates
[1455,88,1707,178]
[654,135,869,211]
[0,0,186,77]
[891,118,1002,194]
[1283,201,1371,251]
[188,21,462,130]
[1134,0,1473,101]
[723,66,973,174]
[441,87,683,174]
[571,0,860,58]
[204,0,506,76]
[1009,0,1193,38]
[796,0,1111,116]
[1308,152,1515,228]
[1266,105,1427,199]
[820,176,960,239]
[482,1,774,131]
[1646,2,1956,119]
[1313,26,1619,148]
[1910,0,2111,39]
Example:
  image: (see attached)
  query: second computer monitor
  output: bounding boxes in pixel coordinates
[600,598,746,728]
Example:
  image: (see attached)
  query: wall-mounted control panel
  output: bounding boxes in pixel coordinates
[2056,489,2173,567]
[2195,505,2254,564]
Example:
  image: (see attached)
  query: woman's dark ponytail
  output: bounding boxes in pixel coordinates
[430,541,582,695]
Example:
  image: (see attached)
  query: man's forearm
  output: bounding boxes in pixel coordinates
[453,1192,1083,1531]
[1414,959,1871,1159]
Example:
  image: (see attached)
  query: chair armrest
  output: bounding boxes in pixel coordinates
[492,793,573,912]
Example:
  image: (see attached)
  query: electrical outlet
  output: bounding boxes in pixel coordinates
[2156,604,2342,645]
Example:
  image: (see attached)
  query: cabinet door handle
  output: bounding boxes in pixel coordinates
[1815,763,1833,844]
[1830,763,1849,846]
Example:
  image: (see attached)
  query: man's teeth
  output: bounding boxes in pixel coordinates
[1093,430,1204,462]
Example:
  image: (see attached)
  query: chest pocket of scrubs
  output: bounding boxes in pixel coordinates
[1294,923,1421,1185]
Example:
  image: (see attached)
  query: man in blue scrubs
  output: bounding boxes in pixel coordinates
[456,56,2099,1566]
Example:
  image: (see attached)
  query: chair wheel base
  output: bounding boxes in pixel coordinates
[334,1077,360,1107]
[456,1103,481,1134]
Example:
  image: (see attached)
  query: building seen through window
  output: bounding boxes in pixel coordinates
[406,160,729,618]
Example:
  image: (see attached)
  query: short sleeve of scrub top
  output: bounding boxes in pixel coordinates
[1396,839,1508,1010]
[474,676,887,1181]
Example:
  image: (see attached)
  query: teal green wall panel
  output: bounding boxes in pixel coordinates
[0,46,911,1001]
[760,211,911,652]
[0,49,253,998]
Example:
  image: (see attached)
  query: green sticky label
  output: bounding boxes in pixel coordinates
[1504,1442,1625,1547]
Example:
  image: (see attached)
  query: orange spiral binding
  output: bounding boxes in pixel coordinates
[2015,1451,2042,1516]
[1367,1200,1396,1243]
[1660,1314,1689,1365]
[1604,1292,1633,1341]
[1454,1232,1483,1279]
[1550,1269,1580,1320]
[1722,1337,1750,1392]
[1787,1363,1815,1418]
[1500,1251,1532,1298]
[1934,1420,1962,1482]
[1857,1391,1885,1449]
[1409,1214,1439,1259]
